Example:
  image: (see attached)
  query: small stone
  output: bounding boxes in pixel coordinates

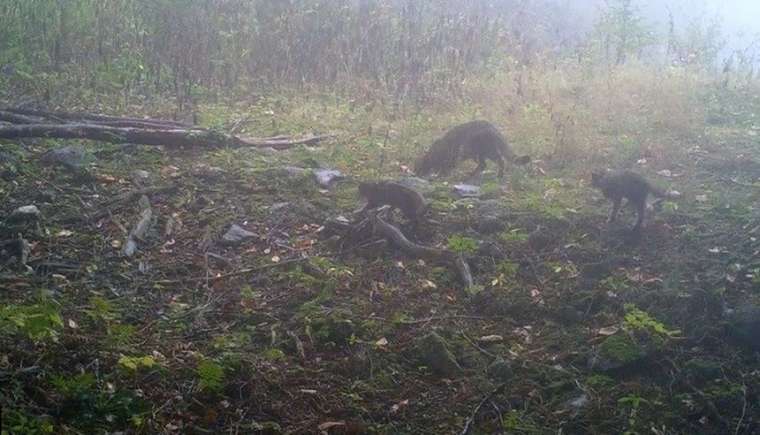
[453,184,480,198]
[313,169,344,188]
[8,205,41,223]
[222,224,256,244]
[131,170,152,186]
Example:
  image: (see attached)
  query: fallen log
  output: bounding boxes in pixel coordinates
[5,107,190,128]
[368,211,474,290]
[0,123,331,149]
[0,110,43,124]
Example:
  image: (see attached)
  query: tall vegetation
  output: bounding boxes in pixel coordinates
[1,0,752,108]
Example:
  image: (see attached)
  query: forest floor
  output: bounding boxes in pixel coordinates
[2,90,760,434]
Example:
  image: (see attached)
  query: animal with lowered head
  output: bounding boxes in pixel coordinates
[591,170,672,232]
[358,181,428,224]
[414,120,530,178]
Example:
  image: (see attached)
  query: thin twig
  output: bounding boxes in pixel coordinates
[735,384,747,435]
[460,384,507,435]
[370,315,489,325]
[461,331,498,359]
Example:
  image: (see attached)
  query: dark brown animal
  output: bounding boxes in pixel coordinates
[414,120,530,178]
[358,181,428,224]
[591,170,671,232]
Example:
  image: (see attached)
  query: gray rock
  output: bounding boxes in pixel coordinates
[131,170,152,186]
[726,305,760,350]
[453,184,480,198]
[416,332,463,378]
[8,205,41,223]
[396,176,434,194]
[486,358,513,383]
[313,169,344,188]
[222,224,257,245]
[39,145,89,169]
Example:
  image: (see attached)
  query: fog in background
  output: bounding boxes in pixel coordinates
[646,0,760,55]
[570,0,760,59]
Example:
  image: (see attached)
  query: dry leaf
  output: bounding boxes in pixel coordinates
[421,279,437,289]
[390,399,409,414]
[271,255,281,263]
[375,337,389,347]
[478,335,504,343]
[597,326,619,336]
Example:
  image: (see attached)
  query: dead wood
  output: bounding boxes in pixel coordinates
[367,211,474,289]
[5,107,190,128]
[0,123,331,150]
[0,108,332,149]
[0,110,43,124]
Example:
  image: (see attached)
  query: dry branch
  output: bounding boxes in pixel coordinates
[0,107,331,149]
[0,110,42,124]
[5,107,190,128]
[0,123,331,149]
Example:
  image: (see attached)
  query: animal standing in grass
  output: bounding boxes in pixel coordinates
[414,120,530,178]
[591,170,674,233]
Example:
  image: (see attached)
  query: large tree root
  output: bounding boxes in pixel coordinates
[367,211,474,290]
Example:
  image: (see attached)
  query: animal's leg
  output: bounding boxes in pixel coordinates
[497,156,506,178]
[632,200,645,231]
[608,198,622,223]
[469,155,487,178]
